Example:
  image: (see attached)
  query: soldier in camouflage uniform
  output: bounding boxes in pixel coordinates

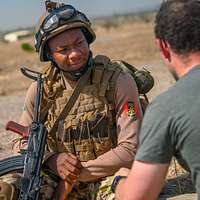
[2,1,143,199]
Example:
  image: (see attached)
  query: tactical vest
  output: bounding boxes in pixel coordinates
[41,55,124,162]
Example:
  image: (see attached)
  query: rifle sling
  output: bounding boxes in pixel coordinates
[48,66,92,140]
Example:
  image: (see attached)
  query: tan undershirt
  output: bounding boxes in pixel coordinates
[17,71,142,182]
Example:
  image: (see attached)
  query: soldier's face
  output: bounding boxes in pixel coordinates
[48,29,90,72]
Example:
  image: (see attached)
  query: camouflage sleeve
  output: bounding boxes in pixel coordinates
[79,72,143,182]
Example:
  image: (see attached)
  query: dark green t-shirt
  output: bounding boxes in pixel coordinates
[135,65,200,198]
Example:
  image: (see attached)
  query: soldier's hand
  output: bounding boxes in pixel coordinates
[45,152,82,184]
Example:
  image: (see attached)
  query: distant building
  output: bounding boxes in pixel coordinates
[4,30,32,42]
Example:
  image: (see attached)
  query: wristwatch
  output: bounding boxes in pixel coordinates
[111,175,127,193]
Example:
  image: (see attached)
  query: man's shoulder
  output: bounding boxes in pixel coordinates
[93,54,131,70]
[93,54,134,82]
[151,76,191,110]
[147,86,177,114]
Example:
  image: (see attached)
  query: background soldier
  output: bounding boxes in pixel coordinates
[12,1,143,199]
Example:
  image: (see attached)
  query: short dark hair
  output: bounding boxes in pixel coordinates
[155,0,200,55]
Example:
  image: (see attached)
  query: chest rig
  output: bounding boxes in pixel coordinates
[40,55,123,162]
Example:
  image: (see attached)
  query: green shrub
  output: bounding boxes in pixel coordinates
[21,43,35,53]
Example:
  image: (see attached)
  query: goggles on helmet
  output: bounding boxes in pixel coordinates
[35,4,90,52]
[42,5,76,32]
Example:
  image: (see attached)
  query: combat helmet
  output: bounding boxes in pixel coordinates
[35,0,96,62]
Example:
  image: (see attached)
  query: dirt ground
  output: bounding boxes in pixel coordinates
[0,19,195,199]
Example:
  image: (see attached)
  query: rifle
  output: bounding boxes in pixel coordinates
[5,67,71,199]
[5,67,47,199]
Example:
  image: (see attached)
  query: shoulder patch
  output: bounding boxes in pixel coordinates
[123,101,136,117]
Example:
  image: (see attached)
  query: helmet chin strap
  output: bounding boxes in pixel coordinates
[51,51,93,81]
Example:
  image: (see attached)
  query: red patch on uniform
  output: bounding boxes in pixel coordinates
[123,101,136,117]
[123,102,129,113]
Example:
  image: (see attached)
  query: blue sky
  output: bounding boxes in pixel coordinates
[0,0,163,31]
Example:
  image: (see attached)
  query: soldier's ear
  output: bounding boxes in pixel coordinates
[45,45,54,62]
[156,38,171,61]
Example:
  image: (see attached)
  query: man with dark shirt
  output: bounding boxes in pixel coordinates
[114,0,200,199]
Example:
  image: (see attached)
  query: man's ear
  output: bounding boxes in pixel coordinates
[156,39,171,61]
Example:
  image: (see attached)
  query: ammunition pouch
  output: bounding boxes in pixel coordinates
[90,114,113,157]
[92,135,112,157]
[74,139,96,161]
[55,112,114,162]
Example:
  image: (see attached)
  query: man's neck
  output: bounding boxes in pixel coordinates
[174,52,200,78]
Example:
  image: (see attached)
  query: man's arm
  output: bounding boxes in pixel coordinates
[79,72,143,182]
[115,161,169,200]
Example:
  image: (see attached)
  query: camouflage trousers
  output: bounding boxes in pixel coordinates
[0,174,115,200]
[67,176,115,200]
[0,173,57,199]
